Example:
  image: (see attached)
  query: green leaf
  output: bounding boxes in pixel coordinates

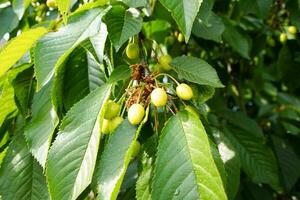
[63,46,106,111]
[94,108,149,200]
[192,12,224,42]
[0,7,19,39]
[34,8,108,89]
[89,23,108,62]
[136,136,157,200]
[105,5,142,51]
[62,47,90,110]
[12,0,31,19]
[158,0,202,41]
[0,27,47,77]
[24,81,59,168]
[222,19,251,59]
[277,45,300,91]
[121,0,147,8]
[272,136,300,192]
[287,0,300,30]
[196,0,214,25]
[224,126,279,189]
[142,20,171,44]
[0,64,31,126]
[212,128,240,200]
[108,65,131,83]
[87,51,106,90]
[94,120,139,200]
[218,110,264,139]
[12,66,34,117]
[238,0,273,19]
[152,111,227,200]
[170,55,224,88]
[0,131,50,199]
[46,84,111,200]
[0,79,17,127]
[191,85,215,103]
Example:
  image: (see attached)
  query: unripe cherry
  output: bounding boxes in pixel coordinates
[128,104,145,125]
[158,54,172,71]
[101,119,110,134]
[126,43,140,59]
[176,83,193,100]
[151,88,168,107]
[104,100,120,120]
[109,116,124,133]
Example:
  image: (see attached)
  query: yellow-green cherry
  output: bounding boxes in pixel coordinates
[279,33,287,43]
[101,119,110,134]
[288,26,297,35]
[126,43,140,59]
[176,83,193,100]
[46,0,57,8]
[104,100,120,120]
[151,88,168,107]
[131,141,141,159]
[158,54,172,71]
[109,116,124,133]
[128,104,145,125]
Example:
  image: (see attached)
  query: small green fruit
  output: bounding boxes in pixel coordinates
[126,43,140,59]
[109,116,124,133]
[151,88,168,107]
[165,36,175,45]
[279,33,287,43]
[177,33,184,42]
[46,0,57,8]
[128,104,145,125]
[267,37,275,47]
[176,83,193,100]
[101,119,110,134]
[104,100,120,120]
[149,63,160,72]
[288,26,297,35]
[131,141,140,159]
[158,54,172,71]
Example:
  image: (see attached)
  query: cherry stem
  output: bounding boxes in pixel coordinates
[167,96,178,113]
[154,106,159,134]
[166,104,175,115]
[154,73,180,85]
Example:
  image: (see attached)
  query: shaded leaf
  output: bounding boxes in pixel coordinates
[158,0,202,41]
[224,126,279,189]
[24,81,59,168]
[108,65,131,83]
[105,5,143,51]
[0,130,50,200]
[222,19,251,59]
[0,7,19,39]
[272,136,300,192]
[212,128,240,200]
[192,12,224,42]
[0,64,31,126]
[12,66,34,117]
